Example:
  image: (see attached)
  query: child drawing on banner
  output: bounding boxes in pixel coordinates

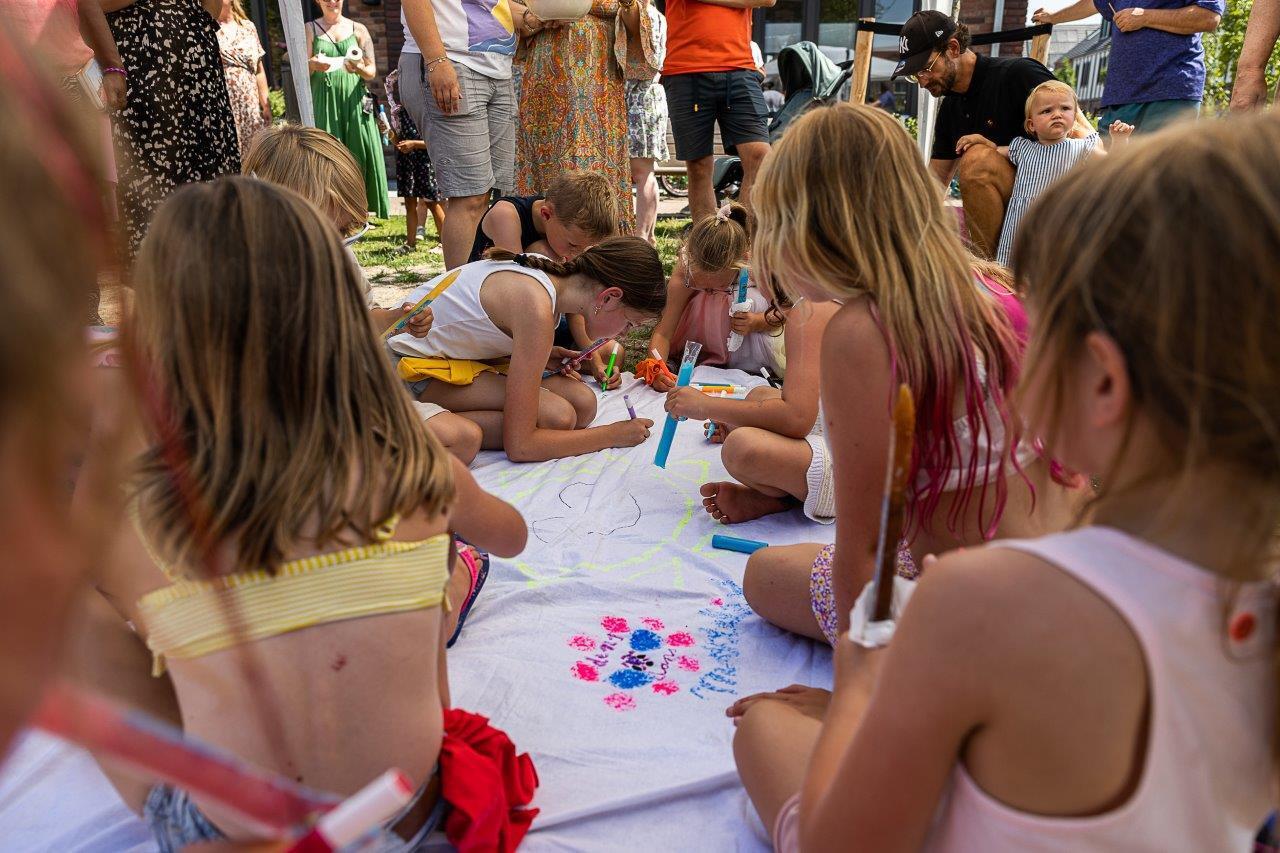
[242,123,485,463]
[387,239,665,462]
[80,177,535,849]
[733,112,1280,853]
[662,296,839,525]
[739,104,1080,651]
[641,201,784,390]
[955,80,1133,268]
[468,171,625,389]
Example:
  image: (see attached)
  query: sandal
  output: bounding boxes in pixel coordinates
[447,540,490,648]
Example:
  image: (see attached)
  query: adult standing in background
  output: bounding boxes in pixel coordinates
[105,0,240,255]
[627,1,668,243]
[216,0,270,158]
[400,0,539,269]
[1230,0,1278,110]
[307,0,387,219]
[662,0,775,222]
[516,0,653,232]
[1035,0,1221,133]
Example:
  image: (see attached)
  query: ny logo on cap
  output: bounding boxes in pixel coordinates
[900,34,910,53]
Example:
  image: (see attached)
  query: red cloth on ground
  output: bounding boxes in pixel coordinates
[440,708,539,853]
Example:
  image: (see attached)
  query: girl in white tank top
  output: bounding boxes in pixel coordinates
[387,240,668,462]
[732,112,1280,851]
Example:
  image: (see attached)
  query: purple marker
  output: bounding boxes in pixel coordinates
[624,394,637,420]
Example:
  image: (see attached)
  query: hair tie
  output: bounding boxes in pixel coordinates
[714,203,732,223]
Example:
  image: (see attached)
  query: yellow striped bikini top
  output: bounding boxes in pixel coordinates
[134,514,451,675]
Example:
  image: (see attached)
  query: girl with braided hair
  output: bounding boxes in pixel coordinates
[386,237,667,462]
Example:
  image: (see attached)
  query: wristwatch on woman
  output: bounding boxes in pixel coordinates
[521,8,542,33]
[618,0,636,7]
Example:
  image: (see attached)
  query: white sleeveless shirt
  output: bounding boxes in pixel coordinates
[927,526,1276,851]
[386,259,558,361]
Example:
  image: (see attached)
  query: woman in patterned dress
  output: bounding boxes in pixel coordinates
[216,0,270,158]
[625,2,667,243]
[306,0,387,219]
[515,0,657,232]
[105,0,241,256]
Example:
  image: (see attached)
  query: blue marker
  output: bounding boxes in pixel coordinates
[654,340,703,468]
[712,534,768,555]
[736,267,749,304]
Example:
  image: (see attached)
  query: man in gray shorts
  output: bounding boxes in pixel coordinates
[400,0,540,269]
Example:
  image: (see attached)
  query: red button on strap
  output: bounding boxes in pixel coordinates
[1229,611,1256,643]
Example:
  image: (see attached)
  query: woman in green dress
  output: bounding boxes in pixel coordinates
[306,0,388,218]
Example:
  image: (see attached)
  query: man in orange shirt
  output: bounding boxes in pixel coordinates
[662,0,775,222]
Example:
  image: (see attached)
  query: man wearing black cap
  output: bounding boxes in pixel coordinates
[893,11,1079,258]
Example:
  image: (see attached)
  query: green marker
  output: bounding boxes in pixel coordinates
[602,349,618,391]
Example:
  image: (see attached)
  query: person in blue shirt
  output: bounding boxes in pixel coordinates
[1034,0,1222,134]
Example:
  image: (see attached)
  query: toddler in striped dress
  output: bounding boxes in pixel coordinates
[958,80,1133,267]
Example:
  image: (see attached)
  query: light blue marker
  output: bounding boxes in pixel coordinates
[654,340,703,468]
[712,534,768,555]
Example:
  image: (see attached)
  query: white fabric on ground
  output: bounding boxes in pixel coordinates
[0,367,833,852]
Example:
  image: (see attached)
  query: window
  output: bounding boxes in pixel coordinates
[762,0,804,59]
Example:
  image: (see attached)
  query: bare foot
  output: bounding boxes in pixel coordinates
[700,481,793,524]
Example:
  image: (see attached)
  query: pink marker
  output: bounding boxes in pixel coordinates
[286,770,415,852]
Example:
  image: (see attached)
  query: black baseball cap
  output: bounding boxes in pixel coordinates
[892,11,959,79]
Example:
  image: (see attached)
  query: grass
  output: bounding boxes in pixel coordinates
[353,214,691,371]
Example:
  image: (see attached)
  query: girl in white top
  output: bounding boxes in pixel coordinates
[730,109,1280,850]
[387,238,666,462]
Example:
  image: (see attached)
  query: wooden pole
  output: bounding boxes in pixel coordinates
[850,18,876,104]
[1030,31,1051,66]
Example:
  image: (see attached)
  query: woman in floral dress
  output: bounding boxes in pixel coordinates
[515,0,657,231]
[105,0,241,255]
[216,0,270,158]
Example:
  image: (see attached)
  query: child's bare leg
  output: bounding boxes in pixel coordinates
[702,427,811,523]
[542,374,597,428]
[743,543,827,641]
[733,698,822,834]
[426,201,446,240]
[420,374,579,449]
[424,411,483,464]
[708,386,779,443]
[404,197,419,249]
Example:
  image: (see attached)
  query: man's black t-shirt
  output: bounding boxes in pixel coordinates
[930,54,1055,161]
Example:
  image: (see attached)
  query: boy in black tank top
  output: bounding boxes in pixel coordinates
[465,172,628,387]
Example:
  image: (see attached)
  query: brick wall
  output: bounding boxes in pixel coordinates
[958,0,1028,58]
[345,0,394,99]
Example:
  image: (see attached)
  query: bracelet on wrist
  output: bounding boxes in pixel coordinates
[102,66,127,77]
[424,55,450,73]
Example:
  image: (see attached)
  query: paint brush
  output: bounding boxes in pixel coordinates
[381,269,459,340]
[868,384,915,623]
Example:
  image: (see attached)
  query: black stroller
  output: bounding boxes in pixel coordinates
[710,42,853,204]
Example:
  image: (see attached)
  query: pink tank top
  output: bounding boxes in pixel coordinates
[927,526,1276,851]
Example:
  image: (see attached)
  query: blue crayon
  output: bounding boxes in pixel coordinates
[712,534,768,555]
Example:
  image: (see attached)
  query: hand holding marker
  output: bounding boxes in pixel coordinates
[542,337,614,379]
[654,340,702,468]
[601,348,618,391]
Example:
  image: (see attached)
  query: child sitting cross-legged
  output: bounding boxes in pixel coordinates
[732,108,1280,853]
[468,170,626,389]
[87,177,532,850]
[664,295,839,525]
